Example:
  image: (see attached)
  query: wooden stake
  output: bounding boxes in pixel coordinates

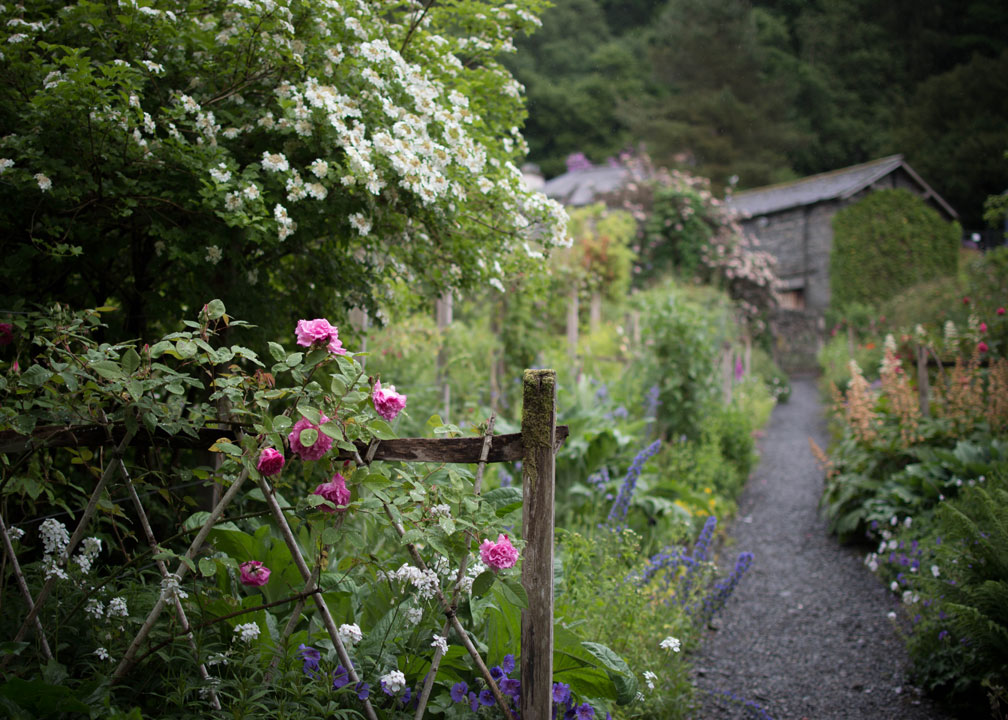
[917,344,930,417]
[520,369,556,720]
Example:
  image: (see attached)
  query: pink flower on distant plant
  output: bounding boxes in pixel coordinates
[0,323,12,345]
[314,473,351,512]
[962,296,971,305]
[372,380,407,421]
[256,447,285,476]
[239,560,271,586]
[480,533,519,570]
[295,318,348,355]
[998,307,1006,316]
[288,415,332,461]
[734,358,744,382]
[978,341,989,353]
[979,322,988,333]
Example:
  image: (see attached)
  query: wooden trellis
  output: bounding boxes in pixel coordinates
[1,369,565,719]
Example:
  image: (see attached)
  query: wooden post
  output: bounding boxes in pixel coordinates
[917,344,930,417]
[589,290,602,333]
[521,369,556,720]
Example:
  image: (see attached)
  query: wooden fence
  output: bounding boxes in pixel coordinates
[0,369,566,719]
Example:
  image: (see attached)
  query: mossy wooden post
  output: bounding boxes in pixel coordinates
[520,369,556,720]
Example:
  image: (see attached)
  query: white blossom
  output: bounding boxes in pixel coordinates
[660,636,681,652]
[209,163,231,183]
[643,670,657,690]
[337,623,362,646]
[380,670,406,694]
[205,245,223,264]
[34,173,52,191]
[94,647,111,661]
[107,596,128,618]
[233,622,260,643]
[430,634,448,655]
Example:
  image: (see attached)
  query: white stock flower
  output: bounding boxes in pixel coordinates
[107,596,128,618]
[643,670,657,690]
[380,670,406,694]
[430,634,449,655]
[233,622,260,643]
[337,623,362,646]
[94,647,112,661]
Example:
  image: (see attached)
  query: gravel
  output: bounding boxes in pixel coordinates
[690,377,952,720]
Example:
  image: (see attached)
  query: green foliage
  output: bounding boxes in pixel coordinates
[554,528,699,720]
[633,283,726,440]
[830,189,961,312]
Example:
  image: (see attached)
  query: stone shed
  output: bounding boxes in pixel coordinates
[727,155,958,371]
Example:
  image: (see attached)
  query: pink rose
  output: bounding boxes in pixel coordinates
[372,380,407,421]
[295,318,348,355]
[313,473,351,513]
[998,307,1006,316]
[256,447,285,476]
[978,341,989,353]
[979,322,988,333]
[288,415,333,461]
[0,322,12,345]
[479,533,519,571]
[239,560,271,586]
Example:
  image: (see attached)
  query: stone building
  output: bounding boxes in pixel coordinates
[726,155,958,370]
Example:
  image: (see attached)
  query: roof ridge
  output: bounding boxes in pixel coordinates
[731,154,904,198]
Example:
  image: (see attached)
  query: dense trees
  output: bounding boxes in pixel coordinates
[508,0,1008,227]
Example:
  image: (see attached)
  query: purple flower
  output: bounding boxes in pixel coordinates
[607,440,662,527]
[297,644,321,677]
[356,682,370,700]
[501,653,516,675]
[576,703,595,720]
[479,688,494,706]
[491,665,505,681]
[333,665,349,689]
[552,682,571,704]
[501,677,521,699]
[469,691,479,712]
[451,681,468,702]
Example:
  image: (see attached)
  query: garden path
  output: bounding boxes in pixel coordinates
[691,377,952,720]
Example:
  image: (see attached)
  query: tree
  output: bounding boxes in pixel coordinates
[0,0,567,341]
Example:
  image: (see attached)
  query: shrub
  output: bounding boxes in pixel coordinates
[830,189,961,313]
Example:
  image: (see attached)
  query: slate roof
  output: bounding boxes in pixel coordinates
[541,165,629,206]
[727,154,958,220]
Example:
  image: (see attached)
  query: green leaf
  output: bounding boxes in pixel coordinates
[121,347,141,374]
[285,352,304,367]
[471,570,495,598]
[206,299,226,320]
[125,379,143,401]
[297,404,321,425]
[299,428,318,448]
[19,364,53,387]
[199,557,217,577]
[89,360,123,381]
[367,418,396,440]
[427,414,444,429]
[321,526,340,545]
[209,440,243,456]
[271,415,292,433]
[319,421,343,439]
[268,342,287,362]
[499,577,528,609]
[175,339,197,359]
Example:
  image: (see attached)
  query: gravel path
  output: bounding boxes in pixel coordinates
[691,377,952,720]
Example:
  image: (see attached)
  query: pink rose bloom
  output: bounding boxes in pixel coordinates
[479,533,519,570]
[288,415,332,461]
[372,380,407,421]
[256,447,285,476]
[0,322,12,346]
[314,473,351,513]
[998,307,1006,316]
[978,341,989,353]
[979,322,988,333]
[239,560,271,586]
[295,318,348,355]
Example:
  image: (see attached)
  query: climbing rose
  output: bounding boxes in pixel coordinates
[295,318,347,355]
[314,473,351,512]
[979,322,988,333]
[978,341,989,353]
[998,307,1006,316]
[0,322,12,345]
[372,380,407,421]
[256,447,285,476]
[479,533,519,570]
[239,560,271,586]
[288,415,332,461]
